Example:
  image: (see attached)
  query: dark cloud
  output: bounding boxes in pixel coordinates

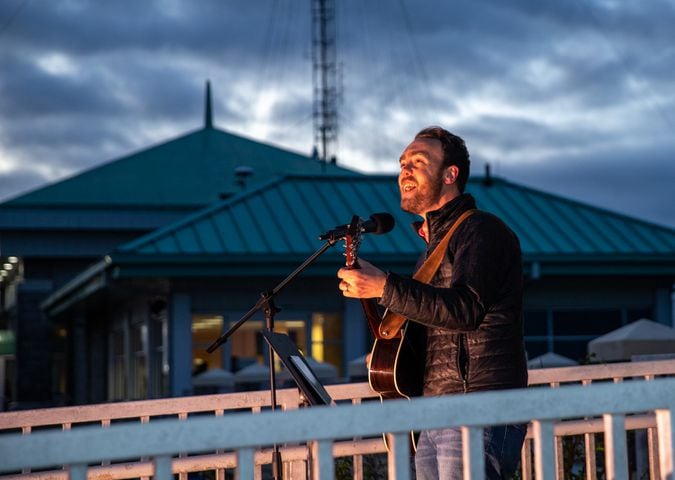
[498,144,675,229]
[1,1,290,58]
[0,0,673,229]
[0,53,123,118]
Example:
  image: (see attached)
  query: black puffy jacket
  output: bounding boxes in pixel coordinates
[379,194,528,395]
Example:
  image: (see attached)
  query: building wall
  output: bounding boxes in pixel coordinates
[15,281,53,408]
[35,272,675,405]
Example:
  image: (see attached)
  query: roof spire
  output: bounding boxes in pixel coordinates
[204,80,213,129]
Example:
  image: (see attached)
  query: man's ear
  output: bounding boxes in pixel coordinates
[443,165,459,185]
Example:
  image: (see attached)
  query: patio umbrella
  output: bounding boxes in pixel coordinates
[527,352,578,369]
[234,362,270,386]
[193,368,234,388]
[587,318,675,362]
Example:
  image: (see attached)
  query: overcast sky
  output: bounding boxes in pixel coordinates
[1,0,674,228]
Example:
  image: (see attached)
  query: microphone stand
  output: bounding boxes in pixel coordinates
[206,236,340,480]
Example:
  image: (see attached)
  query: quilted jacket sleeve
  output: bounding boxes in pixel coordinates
[379,215,519,332]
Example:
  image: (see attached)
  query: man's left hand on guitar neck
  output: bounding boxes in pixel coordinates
[337,259,387,298]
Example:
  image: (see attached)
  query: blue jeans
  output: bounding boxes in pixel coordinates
[414,424,527,479]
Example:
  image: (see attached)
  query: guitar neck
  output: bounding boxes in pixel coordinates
[343,219,383,339]
[360,298,382,339]
[346,262,383,339]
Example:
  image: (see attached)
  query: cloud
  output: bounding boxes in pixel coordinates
[500,143,675,228]
[0,0,673,228]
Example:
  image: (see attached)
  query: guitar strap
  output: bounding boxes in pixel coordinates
[377,208,477,339]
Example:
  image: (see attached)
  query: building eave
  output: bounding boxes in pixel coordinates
[41,258,112,316]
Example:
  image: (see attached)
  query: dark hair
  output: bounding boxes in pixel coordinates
[415,126,470,193]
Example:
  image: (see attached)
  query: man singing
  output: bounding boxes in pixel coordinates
[338,126,528,479]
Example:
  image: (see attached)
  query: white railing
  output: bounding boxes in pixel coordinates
[0,383,381,480]
[524,358,675,480]
[1,378,674,480]
[1,359,675,480]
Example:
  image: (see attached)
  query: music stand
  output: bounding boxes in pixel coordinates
[262,329,333,406]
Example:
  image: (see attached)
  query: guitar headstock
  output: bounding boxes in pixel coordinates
[344,215,362,269]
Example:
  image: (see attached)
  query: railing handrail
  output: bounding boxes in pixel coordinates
[0,383,376,430]
[1,377,674,475]
[2,359,675,432]
[527,358,675,384]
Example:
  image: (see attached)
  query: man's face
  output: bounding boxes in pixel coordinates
[398,137,446,215]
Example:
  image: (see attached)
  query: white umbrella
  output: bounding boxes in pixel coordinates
[193,368,234,388]
[192,368,234,387]
[527,352,578,369]
[234,362,270,384]
[588,319,675,362]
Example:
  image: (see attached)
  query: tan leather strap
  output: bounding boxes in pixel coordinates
[377,209,476,339]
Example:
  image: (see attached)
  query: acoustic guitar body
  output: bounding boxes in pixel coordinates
[368,320,426,451]
[368,324,424,400]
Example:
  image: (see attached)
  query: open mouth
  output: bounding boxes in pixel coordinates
[401,182,417,193]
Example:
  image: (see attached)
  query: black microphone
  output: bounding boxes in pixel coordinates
[319,212,395,240]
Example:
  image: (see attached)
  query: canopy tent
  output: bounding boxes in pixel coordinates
[588,319,675,362]
[193,368,234,388]
[192,368,234,394]
[233,362,270,385]
[527,352,578,369]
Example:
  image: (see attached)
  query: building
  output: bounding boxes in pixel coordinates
[0,86,358,408]
[1,89,674,407]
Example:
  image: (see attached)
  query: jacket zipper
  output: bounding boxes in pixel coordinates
[458,334,469,393]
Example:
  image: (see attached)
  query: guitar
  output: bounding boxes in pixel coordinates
[344,216,425,449]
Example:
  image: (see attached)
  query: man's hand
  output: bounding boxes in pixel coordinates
[337,259,387,298]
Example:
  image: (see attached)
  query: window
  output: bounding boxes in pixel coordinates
[130,321,148,400]
[110,326,126,401]
[523,309,550,361]
[524,308,630,364]
[52,327,68,403]
[149,306,168,398]
[523,310,548,337]
[193,312,343,385]
[311,312,342,375]
[192,315,224,375]
[553,310,622,336]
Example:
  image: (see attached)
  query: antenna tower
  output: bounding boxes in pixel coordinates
[311,0,338,164]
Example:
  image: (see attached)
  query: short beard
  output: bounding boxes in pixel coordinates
[400,177,443,215]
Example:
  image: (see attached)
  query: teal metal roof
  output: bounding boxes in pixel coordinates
[43,174,675,314]
[3,126,358,209]
[109,175,675,276]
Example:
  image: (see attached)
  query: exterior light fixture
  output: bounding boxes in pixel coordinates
[8,257,19,264]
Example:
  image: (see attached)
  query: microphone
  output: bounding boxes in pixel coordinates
[319,212,395,241]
